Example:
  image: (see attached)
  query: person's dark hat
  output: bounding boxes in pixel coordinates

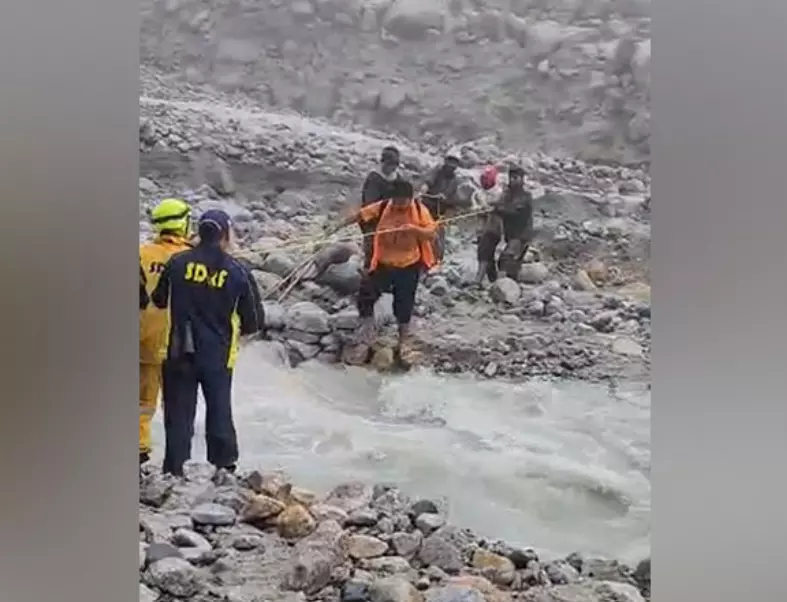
[198,209,231,236]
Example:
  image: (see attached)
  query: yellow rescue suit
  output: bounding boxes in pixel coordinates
[139,234,191,455]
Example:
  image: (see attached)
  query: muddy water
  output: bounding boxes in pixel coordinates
[150,341,650,563]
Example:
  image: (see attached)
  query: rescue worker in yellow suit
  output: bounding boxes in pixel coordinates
[139,198,193,465]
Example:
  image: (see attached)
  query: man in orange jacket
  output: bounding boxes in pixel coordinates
[327,178,437,366]
[139,198,193,465]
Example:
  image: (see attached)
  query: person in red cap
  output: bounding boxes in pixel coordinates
[473,165,503,285]
[474,164,534,285]
[150,209,266,478]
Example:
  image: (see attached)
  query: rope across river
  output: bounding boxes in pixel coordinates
[232,205,492,303]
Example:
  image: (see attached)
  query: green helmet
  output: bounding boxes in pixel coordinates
[150,198,191,236]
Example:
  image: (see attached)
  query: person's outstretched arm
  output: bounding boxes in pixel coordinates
[325,201,384,235]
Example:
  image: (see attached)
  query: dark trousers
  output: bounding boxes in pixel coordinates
[499,238,530,279]
[477,228,530,281]
[161,357,238,476]
[360,223,375,270]
[477,229,501,282]
[357,263,421,325]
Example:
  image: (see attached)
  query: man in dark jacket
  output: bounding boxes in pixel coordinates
[151,209,265,478]
[419,154,461,262]
[359,146,401,269]
[475,164,535,283]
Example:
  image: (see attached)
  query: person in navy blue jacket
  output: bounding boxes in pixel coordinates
[151,209,265,477]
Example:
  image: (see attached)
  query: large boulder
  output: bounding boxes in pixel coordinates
[383,0,448,40]
[316,257,363,295]
[282,519,347,594]
[489,277,520,305]
[285,301,331,334]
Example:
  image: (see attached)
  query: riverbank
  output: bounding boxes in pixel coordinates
[138,82,650,385]
[139,462,650,602]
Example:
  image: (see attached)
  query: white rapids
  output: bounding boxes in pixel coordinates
[151,341,650,563]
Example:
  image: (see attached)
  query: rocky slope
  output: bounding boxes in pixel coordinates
[140,0,650,163]
[139,462,651,602]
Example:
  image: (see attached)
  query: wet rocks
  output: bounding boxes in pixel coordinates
[140,473,174,507]
[520,580,646,602]
[489,278,520,305]
[312,503,350,523]
[232,533,265,551]
[392,531,423,558]
[361,555,416,576]
[371,345,397,372]
[284,519,346,594]
[408,499,440,516]
[611,336,643,358]
[277,503,317,539]
[286,301,331,335]
[470,548,516,586]
[139,583,157,602]
[144,557,203,597]
[144,542,183,566]
[544,559,580,585]
[325,482,375,514]
[191,503,237,527]
[172,528,211,549]
[369,576,424,602]
[418,527,466,573]
[519,262,550,285]
[262,252,298,279]
[633,557,651,597]
[318,260,364,295]
[345,533,389,559]
[242,493,286,524]
[425,584,485,602]
[414,512,445,534]
[139,463,650,602]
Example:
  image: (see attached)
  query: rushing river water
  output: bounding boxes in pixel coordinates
[150,341,650,563]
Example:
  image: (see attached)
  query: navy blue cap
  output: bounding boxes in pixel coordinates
[198,209,231,235]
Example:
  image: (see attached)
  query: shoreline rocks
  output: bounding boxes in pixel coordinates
[140,462,650,602]
[244,250,650,382]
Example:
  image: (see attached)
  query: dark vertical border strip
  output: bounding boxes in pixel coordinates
[0,0,139,600]
[658,0,787,599]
